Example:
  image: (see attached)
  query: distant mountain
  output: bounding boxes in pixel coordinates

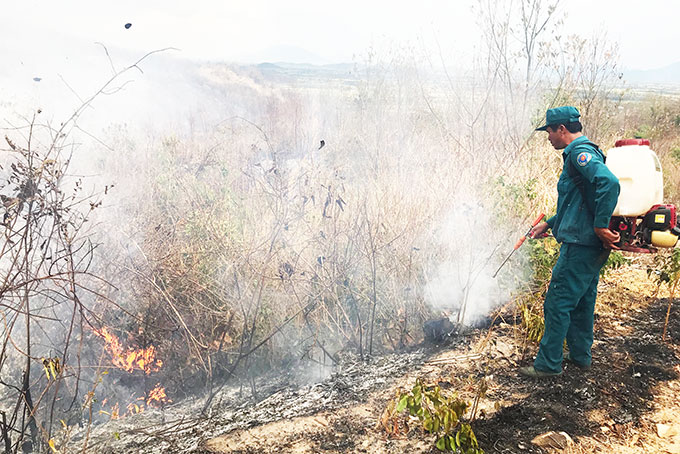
[238,45,338,66]
[257,61,354,72]
[623,61,680,87]
[253,61,356,83]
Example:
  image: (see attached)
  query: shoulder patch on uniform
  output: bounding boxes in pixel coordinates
[576,152,592,167]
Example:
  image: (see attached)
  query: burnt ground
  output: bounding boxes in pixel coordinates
[76,263,680,454]
[474,292,680,453]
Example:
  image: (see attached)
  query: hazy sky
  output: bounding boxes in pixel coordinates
[2,0,679,70]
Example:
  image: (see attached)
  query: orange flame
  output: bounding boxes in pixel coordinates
[126,397,145,415]
[94,326,170,420]
[93,326,163,374]
[147,383,171,407]
[101,388,170,420]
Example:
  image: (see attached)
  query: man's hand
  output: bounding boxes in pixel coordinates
[594,227,620,249]
[529,222,550,239]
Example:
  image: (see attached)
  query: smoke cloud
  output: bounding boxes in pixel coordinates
[423,194,516,326]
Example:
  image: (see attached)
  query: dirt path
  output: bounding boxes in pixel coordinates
[197,262,680,454]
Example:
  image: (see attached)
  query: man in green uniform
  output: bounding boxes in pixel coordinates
[520,106,621,378]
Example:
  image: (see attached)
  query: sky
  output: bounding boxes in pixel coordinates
[1,0,679,133]
[1,0,679,70]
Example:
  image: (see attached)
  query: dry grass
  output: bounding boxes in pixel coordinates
[192,257,680,454]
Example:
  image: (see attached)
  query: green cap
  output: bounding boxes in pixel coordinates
[536,106,581,131]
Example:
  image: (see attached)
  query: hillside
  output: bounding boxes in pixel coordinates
[3,27,680,454]
[73,256,680,454]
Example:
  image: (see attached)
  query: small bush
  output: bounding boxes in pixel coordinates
[527,237,560,292]
[648,248,680,287]
[633,125,653,139]
[671,147,680,162]
[601,250,630,278]
[520,300,545,343]
[647,248,680,340]
[382,379,484,453]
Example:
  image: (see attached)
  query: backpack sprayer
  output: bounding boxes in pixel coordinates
[607,139,680,252]
[493,138,680,277]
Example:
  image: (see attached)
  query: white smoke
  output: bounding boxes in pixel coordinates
[423,193,515,326]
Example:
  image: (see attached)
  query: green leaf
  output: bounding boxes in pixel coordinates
[396,394,409,413]
[409,405,418,416]
[413,385,422,401]
[436,436,447,451]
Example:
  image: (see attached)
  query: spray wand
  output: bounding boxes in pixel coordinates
[492,213,545,278]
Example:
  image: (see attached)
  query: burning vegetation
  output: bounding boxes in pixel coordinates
[1,2,680,453]
[93,327,163,375]
[93,326,170,419]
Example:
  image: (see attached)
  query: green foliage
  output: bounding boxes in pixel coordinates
[527,236,560,291]
[519,301,545,344]
[647,248,680,287]
[393,379,484,453]
[494,176,538,216]
[646,247,680,340]
[671,147,680,163]
[515,237,555,344]
[600,251,629,278]
[633,125,653,139]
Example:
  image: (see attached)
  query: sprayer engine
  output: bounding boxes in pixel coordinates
[610,204,680,252]
[606,138,680,252]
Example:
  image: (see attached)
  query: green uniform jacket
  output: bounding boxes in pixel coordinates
[545,136,620,247]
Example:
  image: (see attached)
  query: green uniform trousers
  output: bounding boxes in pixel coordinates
[533,243,610,373]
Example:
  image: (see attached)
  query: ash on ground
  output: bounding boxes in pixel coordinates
[70,351,428,454]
